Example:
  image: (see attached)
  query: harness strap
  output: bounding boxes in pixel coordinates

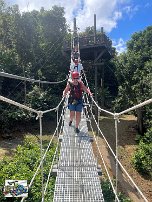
[68,81,83,104]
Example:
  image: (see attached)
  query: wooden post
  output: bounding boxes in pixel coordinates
[101,61,104,108]
[95,64,98,102]
[94,14,96,44]
[73,18,77,47]
[101,27,104,34]
[73,18,76,33]
[94,14,97,108]
[94,51,98,117]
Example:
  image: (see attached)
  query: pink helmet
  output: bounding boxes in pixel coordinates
[72,72,79,79]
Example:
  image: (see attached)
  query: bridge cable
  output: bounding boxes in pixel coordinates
[20,99,65,202]
[81,73,119,200]
[83,73,150,202]
[0,71,67,84]
[83,93,120,201]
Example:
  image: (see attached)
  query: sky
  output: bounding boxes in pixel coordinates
[5,0,152,53]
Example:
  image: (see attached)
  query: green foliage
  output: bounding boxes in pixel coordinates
[101,179,131,202]
[114,26,152,109]
[103,25,152,188]
[0,136,56,201]
[101,179,115,201]
[0,105,32,131]
[118,193,132,202]
[26,85,52,110]
[113,26,152,135]
[0,2,68,130]
[132,128,152,178]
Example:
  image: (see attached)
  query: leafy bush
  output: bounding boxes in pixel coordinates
[132,128,152,177]
[101,179,115,201]
[140,127,152,143]
[101,179,131,202]
[0,136,56,201]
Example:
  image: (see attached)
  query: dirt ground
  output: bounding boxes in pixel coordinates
[0,120,56,160]
[90,115,152,202]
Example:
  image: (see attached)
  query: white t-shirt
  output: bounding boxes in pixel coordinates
[70,63,83,73]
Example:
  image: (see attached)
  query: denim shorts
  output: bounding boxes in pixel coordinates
[68,100,83,112]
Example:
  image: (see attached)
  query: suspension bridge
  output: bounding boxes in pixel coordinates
[0,71,151,202]
[0,17,152,202]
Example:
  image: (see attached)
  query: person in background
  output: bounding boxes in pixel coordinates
[70,59,83,74]
[63,71,92,133]
[71,46,80,61]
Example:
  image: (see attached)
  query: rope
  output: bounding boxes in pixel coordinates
[91,96,114,116]
[83,75,149,202]
[43,97,65,114]
[0,80,26,118]
[116,98,152,116]
[39,114,44,202]
[90,109,148,202]
[42,142,59,201]
[0,71,67,84]
[21,104,65,202]
[83,95,120,201]
[84,93,119,200]
[32,107,65,187]
[42,106,65,201]
[114,116,119,202]
[0,95,39,114]
[0,95,65,115]
[82,71,114,116]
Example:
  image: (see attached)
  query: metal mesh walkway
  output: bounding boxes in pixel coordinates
[53,109,104,202]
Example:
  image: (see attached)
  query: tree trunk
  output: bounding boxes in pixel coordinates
[136,108,144,135]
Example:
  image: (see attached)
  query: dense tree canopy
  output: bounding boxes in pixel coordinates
[113,26,152,134]
[0,1,69,129]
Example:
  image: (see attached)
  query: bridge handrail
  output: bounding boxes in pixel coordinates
[83,94,120,201]
[0,95,39,114]
[0,71,67,84]
[21,105,65,202]
[83,74,149,202]
[116,98,152,116]
[0,95,65,115]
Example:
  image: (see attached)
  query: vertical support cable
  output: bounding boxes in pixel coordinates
[114,115,119,202]
[97,107,100,167]
[57,108,59,137]
[39,112,44,202]
[23,66,27,104]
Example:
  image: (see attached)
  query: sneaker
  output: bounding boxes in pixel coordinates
[75,128,80,133]
[69,121,72,126]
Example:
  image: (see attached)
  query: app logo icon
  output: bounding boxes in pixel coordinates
[3,180,28,197]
